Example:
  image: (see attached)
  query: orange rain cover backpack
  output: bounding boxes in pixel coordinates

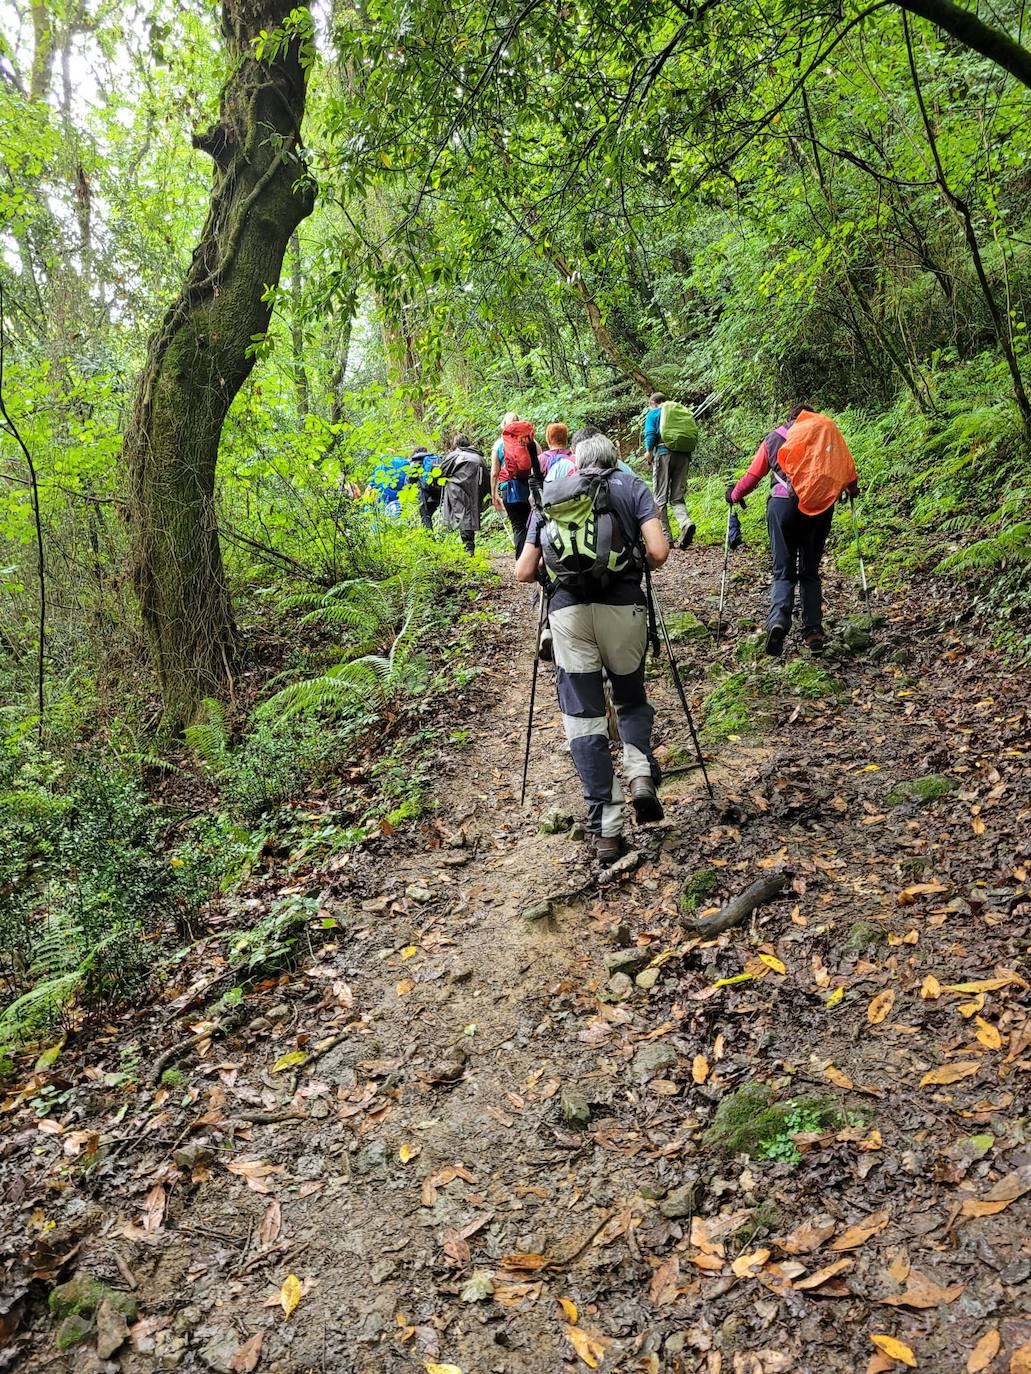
[773,411,857,516]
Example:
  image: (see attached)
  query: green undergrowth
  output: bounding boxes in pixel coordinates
[704,1082,848,1164]
[886,773,953,806]
[679,867,718,914]
[701,659,844,742]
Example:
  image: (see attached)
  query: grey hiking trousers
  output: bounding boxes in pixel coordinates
[652,447,689,531]
[550,601,659,837]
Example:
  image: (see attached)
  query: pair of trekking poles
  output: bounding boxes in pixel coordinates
[714,494,872,647]
[519,568,714,808]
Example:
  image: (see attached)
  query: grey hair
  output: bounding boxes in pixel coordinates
[575,433,618,472]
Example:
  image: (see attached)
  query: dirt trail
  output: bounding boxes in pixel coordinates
[7,539,1031,1374]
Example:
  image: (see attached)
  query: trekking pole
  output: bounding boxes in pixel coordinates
[645,569,715,801]
[715,505,732,648]
[848,498,872,625]
[519,585,548,807]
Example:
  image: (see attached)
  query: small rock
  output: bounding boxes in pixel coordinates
[639,1183,666,1201]
[49,1274,106,1320]
[173,1307,203,1336]
[460,1269,495,1302]
[173,1142,213,1171]
[633,1043,677,1079]
[95,1297,129,1359]
[370,1259,396,1284]
[560,1088,591,1129]
[635,967,660,990]
[449,966,474,984]
[522,900,553,922]
[841,621,873,651]
[309,1097,331,1120]
[605,949,649,977]
[614,923,632,948]
[199,1333,239,1373]
[268,1003,291,1022]
[666,610,708,642]
[570,823,586,841]
[659,1178,699,1219]
[406,885,432,903]
[665,1332,687,1355]
[353,1139,388,1175]
[538,806,575,835]
[55,1313,94,1351]
[1002,1258,1031,1285]
[606,972,633,1000]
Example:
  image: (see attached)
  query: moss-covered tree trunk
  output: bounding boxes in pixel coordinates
[123,0,315,725]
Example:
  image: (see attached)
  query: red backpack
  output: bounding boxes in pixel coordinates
[501,420,536,483]
[773,411,857,516]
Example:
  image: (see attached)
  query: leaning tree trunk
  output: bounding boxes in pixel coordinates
[123,0,315,725]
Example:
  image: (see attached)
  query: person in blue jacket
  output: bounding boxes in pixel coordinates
[367,454,410,517]
[644,392,696,549]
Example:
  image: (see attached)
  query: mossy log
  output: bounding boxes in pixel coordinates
[695,872,791,937]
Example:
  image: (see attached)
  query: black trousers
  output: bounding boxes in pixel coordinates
[766,497,833,633]
[418,483,441,530]
[504,500,531,557]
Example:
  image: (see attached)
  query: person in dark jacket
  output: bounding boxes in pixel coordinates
[727,403,859,656]
[439,436,489,554]
[413,445,444,531]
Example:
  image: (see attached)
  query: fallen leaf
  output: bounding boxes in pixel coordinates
[688,1251,725,1271]
[792,1257,854,1290]
[395,979,415,997]
[919,1061,981,1087]
[565,1325,608,1369]
[870,1334,917,1367]
[558,1297,578,1323]
[1010,1338,1031,1373]
[966,1329,1000,1373]
[692,1055,710,1084]
[227,1159,282,1195]
[425,1365,463,1374]
[920,976,941,1000]
[830,1208,890,1252]
[825,986,844,1007]
[230,1332,264,1372]
[731,1248,770,1277]
[974,1018,1002,1050]
[279,1274,302,1318]
[142,1184,166,1234]
[420,1164,476,1206]
[942,975,1025,994]
[868,990,896,1024]
[501,1253,555,1271]
[824,1064,855,1091]
[648,1255,682,1305]
[959,995,986,1018]
[399,1143,421,1164]
[960,1164,1031,1216]
[271,1050,306,1073]
[759,953,786,974]
[881,1268,964,1308]
[774,1216,836,1254]
[713,974,754,988]
[859,1129,883,1152]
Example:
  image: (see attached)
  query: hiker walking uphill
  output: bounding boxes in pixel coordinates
[413,445,444,531]
[515,432,669,865]
[491,413,540,557]
[438,436,489,554]
[644,392,698,549]
[727,404,859,656]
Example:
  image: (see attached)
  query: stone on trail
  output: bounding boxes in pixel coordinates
[538,805,575,834]
[605,948,649,977]
[658,1174,701,1219]
[666,610,709,642]
[635,966,660,990]
[560,1086,591,1128]
[95,1296,130,1359]
[633,1042,677,1079]
[55,1313,94,1351]
[605,972,633,1001]
[406,884,432,903]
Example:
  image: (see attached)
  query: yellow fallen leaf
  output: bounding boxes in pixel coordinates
[974,1017,1002,1050]
[792,1257,854,1290]
[943,976,1025,993]
[692,1055,709,1084]
[713,974,754,988]
[731,1247,770,1277]
[565,1325,608,1368]
[920,976,941,1001]
[825,986,844,1008]
[919,1060,981,1087]
[399,1143,421,1164]
[271,1050,306,1073]
[280,1273,302,1318]
[958,994,985,1018]
[860,764,881,772]
[824,1064,855,1091]
[960,1198,1009,1217]
[759,953,786,974]
[558,1297,578,1323]
[400,944,418,960]
[688,1251,725,1271]
[859,1129,883,1152]
[396,978,415,997]
[1010,1337,1031,1373]
[870,1333,917,1367]
[965,1329,1000,1373]
[831,1208,890,1252]
[867,990,895,1024]
[425,1365,463,1374]
[972,815,986,835]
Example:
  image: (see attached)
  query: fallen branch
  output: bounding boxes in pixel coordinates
[695,872,791,938]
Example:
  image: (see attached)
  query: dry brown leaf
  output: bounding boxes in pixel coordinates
[919,1060,981,1087]
[227,1159,282,1195]
[774,1216,836,1254]
[870,1333,917,1367]
[974,1017,1002,1050]
[792,1258,854,1291]
[500,1252,555,1272]
[1010,1338,1031,1373]
[961,1164,1031,1216]
[824,1064,855,1091]
[898,882,948,902]
[966,1329,1000,1373]
[258,1199,281,1248]
[420,1165,476,1207]
[688,1251,725,1272]
[565,1325,608,1369]
[830,1208,890,1252]
[692,1055,710,1084]
[648,1255,682,1304]
[881,1268,964,1309]
[868,990,896,1024]
[142,1184,166,1234]
[920,975,942,1000]
[230,1332,264,1373]
[730,1248,770,1278]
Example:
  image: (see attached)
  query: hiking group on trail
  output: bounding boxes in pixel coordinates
[367,399,860,862]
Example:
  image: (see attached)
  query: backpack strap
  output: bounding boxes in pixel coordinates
[765,426,794,494]
[592,470,643,569]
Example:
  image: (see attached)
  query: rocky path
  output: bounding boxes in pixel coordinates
[4,537,1031,1374]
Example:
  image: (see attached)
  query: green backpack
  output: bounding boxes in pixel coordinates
[540,471,641,590]
[659,401,699,454]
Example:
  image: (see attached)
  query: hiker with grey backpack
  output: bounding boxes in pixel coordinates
[644,393,699,549]
[514,432,670,866]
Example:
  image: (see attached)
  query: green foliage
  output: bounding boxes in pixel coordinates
[701,671,759,742]
[679,868,718,915]
[886,774,954,806]
[227,894,320,975]
[704,1082,843,1161]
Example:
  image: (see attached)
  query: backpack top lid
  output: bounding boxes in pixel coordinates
[776,411,857,516]
[502,419,535,442]
[659,401,700,453]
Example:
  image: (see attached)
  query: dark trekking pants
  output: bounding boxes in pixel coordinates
[460,530,475,555]
[504,500,531,557]
[418,483,441,531]
[766,496,833,633]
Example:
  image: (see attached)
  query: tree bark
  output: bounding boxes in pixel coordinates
[893,0,1031,89]
[289,230,309,421]
[123,0,315,725]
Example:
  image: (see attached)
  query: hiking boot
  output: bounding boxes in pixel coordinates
[803,629,827,655]
[630,776,664,824]
[677,521,696,550]
[765,623,787,657]
[594,833,625,866]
